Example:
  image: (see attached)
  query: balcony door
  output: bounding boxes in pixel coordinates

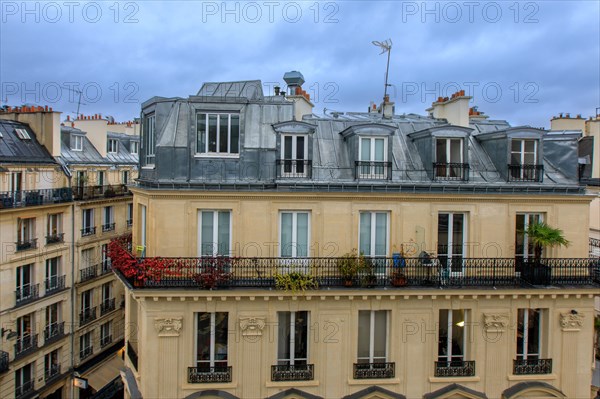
[438,213,466,276]
[280,211,310,272]
[359,137,387,179]
[515,213,543,273]
[281,135,308,177]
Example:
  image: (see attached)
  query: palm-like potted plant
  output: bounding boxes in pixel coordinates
[522,221,570,284]
[337,250,365,287]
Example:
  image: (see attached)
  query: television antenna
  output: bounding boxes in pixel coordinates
[372,39,393,100]
[61,86,86,119]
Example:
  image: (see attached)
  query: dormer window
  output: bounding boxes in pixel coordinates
[509,139,542,182]
[107,139,118,154]
[434,138,468,180]
[358,137,389,180]
[143,114,156,165]
[196,113,240,155]
[72,135,83,151]
[280,134,309,178]
[130,141,139,155]
[14,128,31,140]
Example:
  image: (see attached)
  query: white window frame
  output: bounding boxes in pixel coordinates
[107,139,118,154]
[122,170,129,184]
[435,138,464,179]
[47,213,62,237]
[517,308,542,360]
[103,206,114,229]
[101,282,112,303]
[15,128,31,140]
[358,136,388,179]
[144,114,156,165]
[357,310,389,364]
[437,212,467,276]
[130,141,139,155]
[195,312,229,369]
[100,321,112,345]
[197,210,232,257]
[16,264,33,296]
[358,211,389,258]
[280,134,309,177]
[45,257,60,289]
[516,213,544,260]
[511,139,538,166]
[81,289,93,311]
[279,211,310,258]
[438,309,468,363]
[18,218,35,243]
[277,311,309,366]
[82,209,94,231]
[46,302,60,329]
[72,135,83,151]
[196,113,241,156]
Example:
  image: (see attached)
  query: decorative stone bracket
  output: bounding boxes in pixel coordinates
[483,313,509,333]
[154,317,183,337]
[239,317,266,337]
[560,313,584,331]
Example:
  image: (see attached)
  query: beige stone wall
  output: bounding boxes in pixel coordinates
[130,189,591,259]
[125,289,596,399]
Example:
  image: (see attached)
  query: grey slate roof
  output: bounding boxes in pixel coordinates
[0,119,57,164]
[60,126,138,165]
[197,80,263,100]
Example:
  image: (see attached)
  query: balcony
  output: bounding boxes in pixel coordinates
[355,161,392,180]
[434,360,476,377]
[101,335,113,348]
[15,284,40,306]
[111,254,600,290]
[73,184,131,201]
[45,364,61,384]
[45,275,66,295]
[100,298,116,315]
[433,163,469,181]
[81,226,96,237]
[0,350,8,373]
[276,159,312,179]
[46,233,65,245]
[590,237,600,258]
[508,164,544,182]
[14,334,38,359]
[127,341,138,370]
[79,307,97,326]
[102,222,116,233]
[80,346,93,361]
[271,364,314,381]
[15,380,35,399]
[80,265,98,282]
[513,358,552,375]
[16,238,37,252]
[188,366,232,383]
[126,219,133,228]
[353,362,395,379]
[0,187,72,210]
[44,322,65,345]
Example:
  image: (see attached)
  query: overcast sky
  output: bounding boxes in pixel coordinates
[1,0,598,127]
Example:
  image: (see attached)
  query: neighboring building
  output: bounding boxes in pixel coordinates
[114,73,598,399]
[0,106,139,399]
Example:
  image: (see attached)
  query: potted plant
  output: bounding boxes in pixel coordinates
[274,270,318,292]
[104,185,116,198]
[337,250,365,287]
[522,221,570,284]
[360,257,377,287]
[390,249,407,287]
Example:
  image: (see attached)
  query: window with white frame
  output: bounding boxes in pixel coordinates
[435,138,465,179]
[144,114,156,165]
[280,211,310,258]
[45,349,60,379]
[122,170,129,184]
[45,257,60,291]
[72,135,83,151]
[82,209,95,235]
[102,282,112,304]
[101,244,111,271]
[80,331,93,359]
[196,312,228,370]
[196,113,240,155]
[81,289,93,312]
[45,302,60,332]
[358,137,387,179]
[511,139,537,166]
[107,139,118,153]
[16,264,34,301]
[47,213,62,239]
[15,363,34,396]
[198,210,231,256]
[357,310,388,364]
[16,313,34,340]
[103,206,114,231]
[437,213,466,275]
[10,171,23,193]
[100,321,112,347]
[277,311,309,366]
[358,212,388,269]
[438,309,468,363]
[127,203,133,227]
[17,217,35,244]
[516,308,542,360]
[280,135,308,177]
[81,248,95,269]
[15,128,31,140]
[515,213,543,262]
[130,141,139,155]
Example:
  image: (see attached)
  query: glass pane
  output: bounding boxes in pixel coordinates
[451,310,465,360]
[527,309,540,356]
[219,115,229,153]
[278,312,291,362]
[208,115,218,152]
[374,139,385,161]
[511,140,522,152]
[436,139,447,163]
[296,213,309,257]
[524,140,536,153]
[294,311,308,361]
[524,153,535,164]
[373,311,387,359]
[450,139,462,163]
[357,311,370,360]
[452,214,464,256]
[438,310,449,361]
[511,152,521,165]
[214,313,228,361]
[515,215,525,258]
[230,115,239,154]
[360,138,370,161]
[516,309,525,356]
[359,213,371,256]
[296,136,305,160]
[218,212,230,256]
[437,214,449,255]
[197,114,206,152]
[197,313,211,361]
[201,212,214,256]
[284,136,292,159]
[374,213,387,257]
[281,213,293,257]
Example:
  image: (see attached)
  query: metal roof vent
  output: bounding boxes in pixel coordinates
[283,71,305,87]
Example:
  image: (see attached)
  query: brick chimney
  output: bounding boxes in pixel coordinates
[426,90,472,127]
[0,105,62,156]
[283,71,314,120]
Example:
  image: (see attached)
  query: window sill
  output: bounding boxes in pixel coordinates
[141,165,155,170]
[429,376,480,383]
[507,373,556,381]
[347,377,400,386]
[182,382,237,390]
[194,153,240,159]
[265,380,319,388]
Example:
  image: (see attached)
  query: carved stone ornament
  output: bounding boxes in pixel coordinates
[239,317,266,336]
[483,313,509,332]
[154,317,183,337]
[560,313,584,331]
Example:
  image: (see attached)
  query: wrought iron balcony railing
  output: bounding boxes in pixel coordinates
[14,334,38,359]
[353,362,395,379]
[102,222,116,232]
[188,366,232,383]
[46,233,65,245]
[590,237,600,258]
[127,341,138,370]
[276,159,313,179]
[100,298,116,315]
[45,364,61,383]
[44,322,65,345]
[0,351,8,373]
[271,364,314,381]
[111,255,600,290]
[79,307,97,326]
[73,184,131,201]
[45,275,66,295]
[434,360,476,377]
[101,335,113,348]
[16,238,37,252]
[433,162,469,181]
[355,161,392,180]
[508,164,544,182]
[15,284,40,306]
[0,187,72,210]
[81,226,96,237]
[513,358,552,375]
[80,265,98,282]
[15,380,35,399]
[80,346,93,361]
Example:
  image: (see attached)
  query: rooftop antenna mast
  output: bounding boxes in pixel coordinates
[372,39,393,100]
[61,86,86,119]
